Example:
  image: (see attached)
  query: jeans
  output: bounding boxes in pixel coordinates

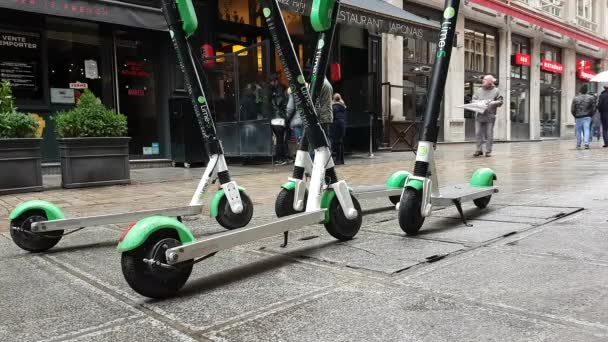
[272,125,288,161]
[292,126,304,143]
[475,120,495,153]
[575,116,592,147]
[601,112,608,146]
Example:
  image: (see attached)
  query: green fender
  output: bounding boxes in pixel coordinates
[404,178,424,191]
[9,200,65,221]
[385,171,411,189]
[209,186,247,218]
[176,0,198,36]
[116,216,195,253]
[320,186,353,223]
[311,0,335,32]
[470,168,497,187]
[281,180,296,191]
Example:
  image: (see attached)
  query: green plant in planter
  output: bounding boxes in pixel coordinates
[54,90,127,138]
[0,81,39,139]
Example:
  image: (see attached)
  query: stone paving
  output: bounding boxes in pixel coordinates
[1,140,608,341]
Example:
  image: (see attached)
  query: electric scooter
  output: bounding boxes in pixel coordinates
[274,0,406,218]
[6,0,254,254]
[397,0,498,235]
[116,0,362,299]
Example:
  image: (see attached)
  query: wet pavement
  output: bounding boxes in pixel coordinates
[1,140,607,341]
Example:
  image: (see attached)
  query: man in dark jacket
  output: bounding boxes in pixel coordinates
[571,84,596,149]
[331,93,347,165]
[269,74,290,164]
[597,86,608,147]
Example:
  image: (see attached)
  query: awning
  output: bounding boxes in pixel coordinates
[470,0,608,50]
[280,0,440,41]
[0,0,166,31]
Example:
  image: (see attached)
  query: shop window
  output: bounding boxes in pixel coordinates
[464,27,498,75]
[0,29,43,102]
[219,0,259,26]
[47,22,103,105]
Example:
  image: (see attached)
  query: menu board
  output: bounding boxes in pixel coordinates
[0,61,37,89]
[0,30,41,95]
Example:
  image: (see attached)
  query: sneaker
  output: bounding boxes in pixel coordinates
[485,152,492,157]
[585,145,590,150]
[473,151,483,157]
[603,145,608,148]
[576,145,581,149]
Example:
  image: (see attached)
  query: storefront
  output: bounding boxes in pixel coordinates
[510,34,531,140]
[400,2,440,142]
[575,54,600,95]
[0,0,172,161]
[463,20,499,141]
[539,43,563,138]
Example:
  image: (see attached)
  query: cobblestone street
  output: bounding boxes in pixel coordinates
[1,140,608,341]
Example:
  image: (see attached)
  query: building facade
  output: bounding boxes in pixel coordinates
[382,0,608,144]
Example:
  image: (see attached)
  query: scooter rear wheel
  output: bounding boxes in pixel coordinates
[398,188,425,235]
[324,194,362,241]
[10,210,63,253]
[275,188,308,217]
[473,195,492,209]
[216,192,254,230]
[121,229,193,299]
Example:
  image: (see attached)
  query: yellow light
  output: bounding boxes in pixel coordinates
[232,45,248,56]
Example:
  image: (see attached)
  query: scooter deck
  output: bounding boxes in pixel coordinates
[166,210,326,264]
[431,184,498,206]
[353,185,402,200]
[30,205,204,232]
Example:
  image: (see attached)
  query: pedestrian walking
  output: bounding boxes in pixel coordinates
[472,75,503,157]
[331,93,347,165]
[269,74,290,165]
[571,84,596,149]
[597,85,608,147]
[286,87,303,143]
[592,109,602,142]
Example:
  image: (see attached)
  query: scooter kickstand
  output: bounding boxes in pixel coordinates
[453,200,473,227]
[280,231,289,248]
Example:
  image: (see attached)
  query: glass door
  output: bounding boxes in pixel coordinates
[114,33,160,158]
[540,84,561,137]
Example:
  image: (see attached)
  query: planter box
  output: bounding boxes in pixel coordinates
[59,137,131,189]
[0,138,43,195]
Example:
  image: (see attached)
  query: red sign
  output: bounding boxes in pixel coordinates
[579,70,596,81]
[514,53,531,66]
[577,59,592,72]
[541,59,564,74]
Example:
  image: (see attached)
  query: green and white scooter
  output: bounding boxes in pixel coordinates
[274,0,416,218]
[7,0,254,253]
[397,0,498,235]
[117,0,362,299]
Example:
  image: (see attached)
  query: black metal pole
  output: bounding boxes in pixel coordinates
[160,0,223,156]
[412,0,460,178]
[260,0,329,149]
[419,0,460,144]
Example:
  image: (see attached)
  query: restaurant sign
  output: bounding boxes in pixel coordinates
[1,0,166,31]
[278,0,438,41]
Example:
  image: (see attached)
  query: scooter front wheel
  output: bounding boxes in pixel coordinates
[216,192,254,230]
[121,229,193,299]
[275,188,308,217]
[398,188,425,235]
[324,194,362,241]
[10,210,64,253]
[473,195,492,209]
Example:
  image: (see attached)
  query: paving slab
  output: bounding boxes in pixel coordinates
[0,233,29,260]
[248,226,464,274]
[0,257,139,342]
[400,249,608,327]
[59,317,197,342]
[49,238,350,332]
[207,281,607,342]
[432,204,579,225]
[363,215,532,245]
[498,224,608,262]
